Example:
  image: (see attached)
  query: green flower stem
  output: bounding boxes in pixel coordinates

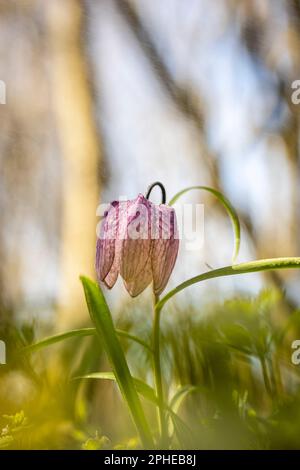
[152,294,167,447]
[157,257,300,314]
[168,185,241,263]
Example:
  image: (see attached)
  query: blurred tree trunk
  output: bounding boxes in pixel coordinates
[47,0,101,327]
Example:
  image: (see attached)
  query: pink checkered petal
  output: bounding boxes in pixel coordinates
[152,205,179,296]
[95,202,118,282]
[123,254,153,297]
[119,194,152,282]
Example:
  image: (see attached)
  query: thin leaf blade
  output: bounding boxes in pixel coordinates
[80,276,153,448]
[157,257,300,312]
[22,328,152,355]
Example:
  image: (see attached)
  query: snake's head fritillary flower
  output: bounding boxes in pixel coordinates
[96,183,179,297]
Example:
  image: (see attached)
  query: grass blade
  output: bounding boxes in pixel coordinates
[22,328,95,354]
[116,330,153,353]
[78,371,193,448]
[80,276,153,448]
[75,371,116,381]
[22,328,152,355]
[169,411,195,449]
[76,372,159,406]
[170,385,200,414]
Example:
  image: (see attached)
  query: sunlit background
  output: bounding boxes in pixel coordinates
[1,0,300,450]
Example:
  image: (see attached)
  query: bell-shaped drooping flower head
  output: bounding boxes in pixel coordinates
[96,182,179,297]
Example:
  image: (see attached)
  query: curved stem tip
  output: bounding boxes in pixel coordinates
[146,182,166,205]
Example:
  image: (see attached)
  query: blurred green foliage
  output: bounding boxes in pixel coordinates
[1,289,300,449]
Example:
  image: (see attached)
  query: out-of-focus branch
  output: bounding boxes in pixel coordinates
[46,0,101,327]
[114,0,205,132]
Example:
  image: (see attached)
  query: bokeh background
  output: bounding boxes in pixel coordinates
[1,0,300,450]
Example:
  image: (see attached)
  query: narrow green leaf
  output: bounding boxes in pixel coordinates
[78,371,193,447]
[170,385,200,414]
[80,276,153,448]
[167,385,200,447]
[169,185,240,263]
[169,411,195,448]
[22,328,96,354]
[157,257,300,313]
[22,328,152,355]
[75,372,159,406]
[116,330,153,354]
[75,371,116,381]
[134,379,159,405]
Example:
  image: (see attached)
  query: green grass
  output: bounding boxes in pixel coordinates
[1,288,300,449]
